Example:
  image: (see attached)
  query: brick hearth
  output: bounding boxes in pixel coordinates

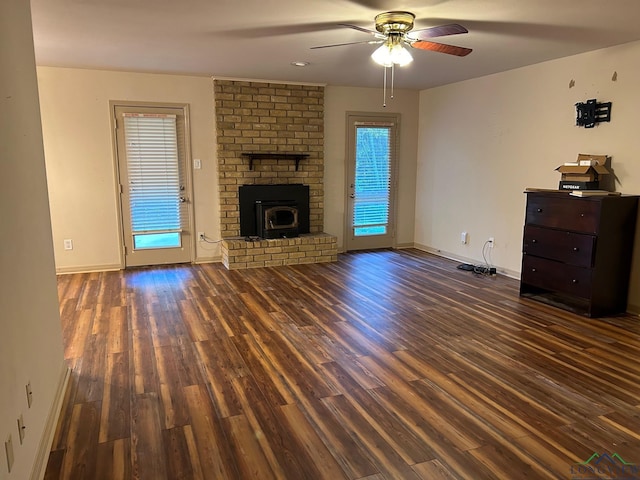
[222,234,338,270]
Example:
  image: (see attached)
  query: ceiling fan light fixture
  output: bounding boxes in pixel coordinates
[391,43,413,66]
[371,42,413,67]
[371,44,394,67]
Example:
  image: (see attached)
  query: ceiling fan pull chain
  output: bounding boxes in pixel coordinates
[383,66,387,107]
[391,63,395,99]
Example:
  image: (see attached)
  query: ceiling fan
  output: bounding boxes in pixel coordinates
[311,11,472,61]
[311,11,472,105]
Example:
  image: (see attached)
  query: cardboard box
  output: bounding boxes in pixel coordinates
[556,154,611,190]
[577,153,609,165]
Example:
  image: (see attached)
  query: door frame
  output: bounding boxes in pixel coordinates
[344,111,400,252]
[110,100,196,268]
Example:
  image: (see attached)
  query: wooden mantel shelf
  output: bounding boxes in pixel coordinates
[241,152,309,171]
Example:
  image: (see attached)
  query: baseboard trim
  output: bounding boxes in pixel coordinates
[413,243,521,280]
[627,304,640,316]
[57,258,226,272]
[413,244,640,315]
[30,362,71,480]
[194,255,222,264]
[336,243,414,254]
[56,263,122,274]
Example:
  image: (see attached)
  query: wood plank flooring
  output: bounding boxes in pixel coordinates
[45,249,640,479]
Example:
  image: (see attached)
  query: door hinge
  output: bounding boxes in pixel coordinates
[123,246,127,255]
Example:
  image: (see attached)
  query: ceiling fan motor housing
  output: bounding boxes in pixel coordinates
[374,11,415,35]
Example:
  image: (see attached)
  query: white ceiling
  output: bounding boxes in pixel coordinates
[30,0,640,90]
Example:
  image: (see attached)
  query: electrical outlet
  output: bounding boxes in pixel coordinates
[17,415,25,444]
[488,237,495,248]
[198,232,205,241]
[26,382,33,408]
[461,231,468,244]
[193,158,201,170]
[63,239,73,250]
[5,434,13,473]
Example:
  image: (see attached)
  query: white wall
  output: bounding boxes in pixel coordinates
[324,86,419,248]
[0,1,65,478]
[37,68,220,271]
[415,40,640,311]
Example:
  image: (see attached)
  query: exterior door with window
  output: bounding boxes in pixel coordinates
[114,104,193,267]
[345,113,399,251]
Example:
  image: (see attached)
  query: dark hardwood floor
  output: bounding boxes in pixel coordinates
[44,249,640,479]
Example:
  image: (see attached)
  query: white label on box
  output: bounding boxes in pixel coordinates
[579,159,597,166]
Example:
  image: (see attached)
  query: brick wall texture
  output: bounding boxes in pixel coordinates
[214,79,325,238]
[222,234,338,270]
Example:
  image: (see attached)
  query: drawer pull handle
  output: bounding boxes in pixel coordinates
[531,268,536,272]
[573,247,579,252]
[580,213,585,217]
[531,239,537,243]
[536,208,543,213]
[572,279,578,284]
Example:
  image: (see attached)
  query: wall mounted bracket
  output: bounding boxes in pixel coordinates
[575,99,612,128]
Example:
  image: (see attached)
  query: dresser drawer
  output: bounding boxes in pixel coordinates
[525,196,601,233]
[523,225,595,267]
[521,256,592,298]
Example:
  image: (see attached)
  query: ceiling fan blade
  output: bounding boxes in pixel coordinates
[411,40,472,57]
[213,21,362,38]
[311,40,382,50]
[343,0,391,9]
[408,23,468,40]
[339,23,386,38]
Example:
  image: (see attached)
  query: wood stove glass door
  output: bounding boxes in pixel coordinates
[345,113,398,251]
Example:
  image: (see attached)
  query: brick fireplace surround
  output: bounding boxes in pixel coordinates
[214,79,337,269]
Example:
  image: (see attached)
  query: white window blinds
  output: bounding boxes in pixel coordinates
[123,113,182,235]
[353,123,394,236]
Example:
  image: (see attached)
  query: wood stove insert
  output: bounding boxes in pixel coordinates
[238,184,310,239]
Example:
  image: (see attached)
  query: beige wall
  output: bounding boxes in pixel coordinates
[37,68,220,271]
[0,0,65,478]
[324,86,419,249]
[38,71,419,267]
[415,40,640,312]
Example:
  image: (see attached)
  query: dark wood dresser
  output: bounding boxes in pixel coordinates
[520,191,638,317]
